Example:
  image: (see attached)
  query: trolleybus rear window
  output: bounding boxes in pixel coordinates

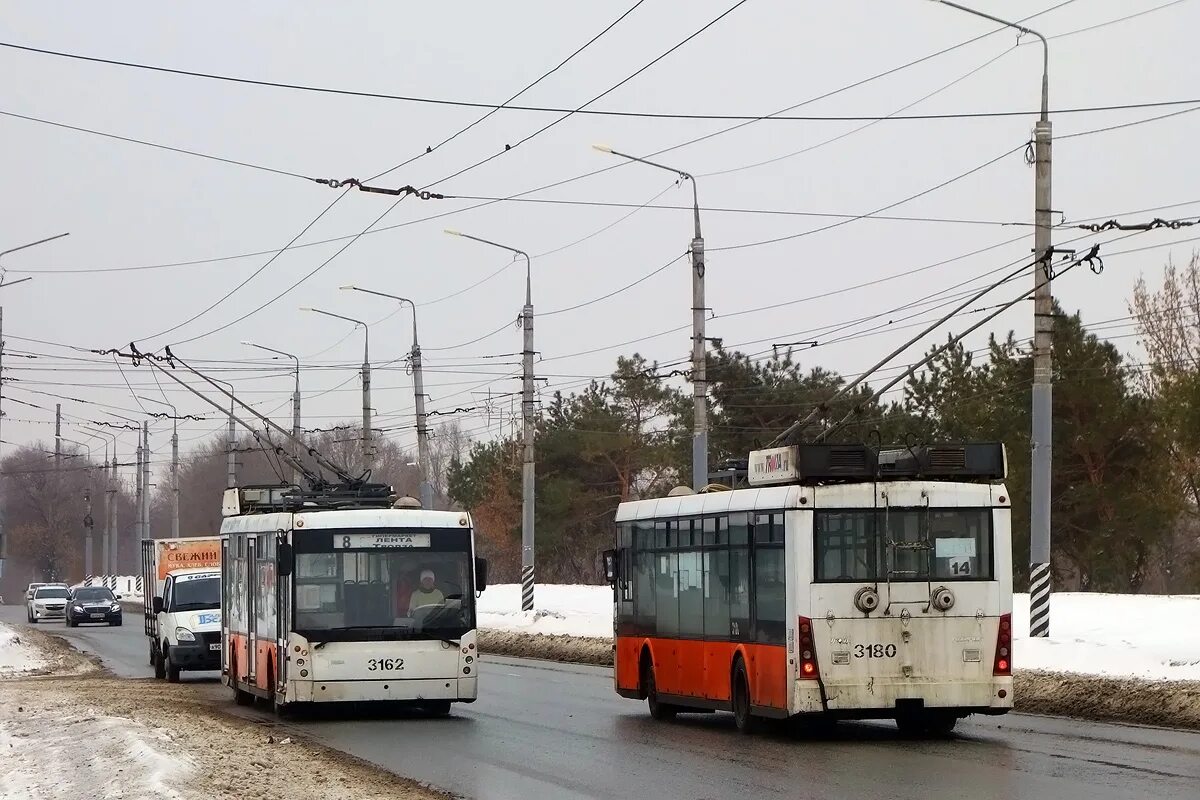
[814,508,993,582]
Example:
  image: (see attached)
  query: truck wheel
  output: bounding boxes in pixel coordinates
[153,644,167,679]
[164,646,181,683]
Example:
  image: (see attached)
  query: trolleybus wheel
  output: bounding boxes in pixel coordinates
[642,656,676,721]
[425,700,452,717]
[924,711,959,737]
[732,660,760,734]
[230,658,255,706]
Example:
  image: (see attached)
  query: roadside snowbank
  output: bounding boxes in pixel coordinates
[0,702,195,799]
[0,622,48,676]
[479,585,1200,682]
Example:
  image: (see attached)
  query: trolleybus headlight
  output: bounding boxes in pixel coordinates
[854,587,880,614]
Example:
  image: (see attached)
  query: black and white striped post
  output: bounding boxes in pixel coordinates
[1029,563,1051,637]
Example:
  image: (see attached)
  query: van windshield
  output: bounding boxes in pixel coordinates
[170,576,221,611]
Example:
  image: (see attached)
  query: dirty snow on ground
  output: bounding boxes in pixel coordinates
[0,621,49,676]
[480,584,1200,682]
[0,704,194,800]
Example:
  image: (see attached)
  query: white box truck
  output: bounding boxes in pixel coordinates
[140,537,223,682]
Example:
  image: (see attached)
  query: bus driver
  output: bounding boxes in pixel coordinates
[408,569,445,614]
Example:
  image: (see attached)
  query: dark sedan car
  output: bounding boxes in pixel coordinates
[65,586,123,627]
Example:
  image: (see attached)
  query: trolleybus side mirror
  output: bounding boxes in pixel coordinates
[475,558,489,592]
[152,596,164,614]
[602,550,618,586]
[277,542,295,577]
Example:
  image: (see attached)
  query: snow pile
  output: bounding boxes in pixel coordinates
[1014,592,1200,682]
[0,622,49,677]
[479,584,1200,682]
[479,584,612,638]
[0,706,193,799]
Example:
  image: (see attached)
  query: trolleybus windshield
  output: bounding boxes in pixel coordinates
[292,530,475,641]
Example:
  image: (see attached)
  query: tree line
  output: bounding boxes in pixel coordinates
[450,255,1200,592]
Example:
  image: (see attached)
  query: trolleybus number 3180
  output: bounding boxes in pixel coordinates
[855,644,898,659]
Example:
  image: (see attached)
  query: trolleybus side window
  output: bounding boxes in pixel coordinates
[729,514,751,639]
[815,511,878,582]
[633,521,656,630]
[656,548,679,636]
[678,539,704,637]
[753,514,786,644]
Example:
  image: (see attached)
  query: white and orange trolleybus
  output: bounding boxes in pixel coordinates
[608,442,1014,734]
[220,485,487,713]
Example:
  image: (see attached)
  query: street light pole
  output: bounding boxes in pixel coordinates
[340,286,434,509]
[242,342,302,487]
[927,0,1053,638]
[82,426,117,575]
[137,397,181,538]
[445,229,537,611]
[301,307,373,474]
[593,145,708,490]
[61,437,95,578]
[209,378,238,489]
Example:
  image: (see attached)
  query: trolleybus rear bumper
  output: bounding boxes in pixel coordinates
[286,676,478,704]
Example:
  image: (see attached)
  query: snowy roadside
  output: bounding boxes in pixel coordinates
[1,625,445,800]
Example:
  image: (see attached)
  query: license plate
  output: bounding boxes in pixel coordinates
[90,613,104,619]
[209,643,221,651]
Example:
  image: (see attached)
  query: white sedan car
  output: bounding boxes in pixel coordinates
[27,585,71,623]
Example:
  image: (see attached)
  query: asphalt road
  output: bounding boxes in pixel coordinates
[5,604,1199,800]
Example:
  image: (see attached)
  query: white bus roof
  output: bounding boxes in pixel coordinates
[220,507,472,534]
[615,481,1002,522]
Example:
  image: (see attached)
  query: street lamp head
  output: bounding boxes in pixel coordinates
[239,340,253,346]
[443,229,463,237]
[591,144,614,153]
[339,285,357,291]
[299,306,314,312]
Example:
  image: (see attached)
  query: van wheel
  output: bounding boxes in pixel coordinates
[642,655,675,721]
[164,646,181,683]
[153,644,166,679]
[732,660,760,734]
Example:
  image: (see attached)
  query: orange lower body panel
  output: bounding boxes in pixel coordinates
[616,635,789,710]
[227,632,275,694]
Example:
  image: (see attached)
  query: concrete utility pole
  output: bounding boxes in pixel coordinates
[82,426,117,576]
[109,451,117,573]
[593,146,708,489]
[135,440,143,546]
[446,230,536,611]
[137,397,181,538]
[142,422,151,542]
[83,485,93,578]
[927,0,1053,637]
[54,403,62,469]
[243,342,303,487]
[302,307,372,473]
[340,287,434,508]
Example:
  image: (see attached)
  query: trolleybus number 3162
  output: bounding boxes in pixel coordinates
[367,658,405,671]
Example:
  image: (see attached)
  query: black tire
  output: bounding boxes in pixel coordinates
[642,654,676,721]
[231,659,255,706]
[163,646,181,683]
[924,711,959,737]
[732,660,760,734]
[153,644,167,679]
[110,618,122,627]
[425,700,453,717]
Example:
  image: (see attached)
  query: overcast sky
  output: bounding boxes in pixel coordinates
[1,0,1198,484]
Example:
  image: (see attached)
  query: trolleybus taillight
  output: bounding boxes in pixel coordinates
[798,617,819,679]
[993,613,1012,676]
